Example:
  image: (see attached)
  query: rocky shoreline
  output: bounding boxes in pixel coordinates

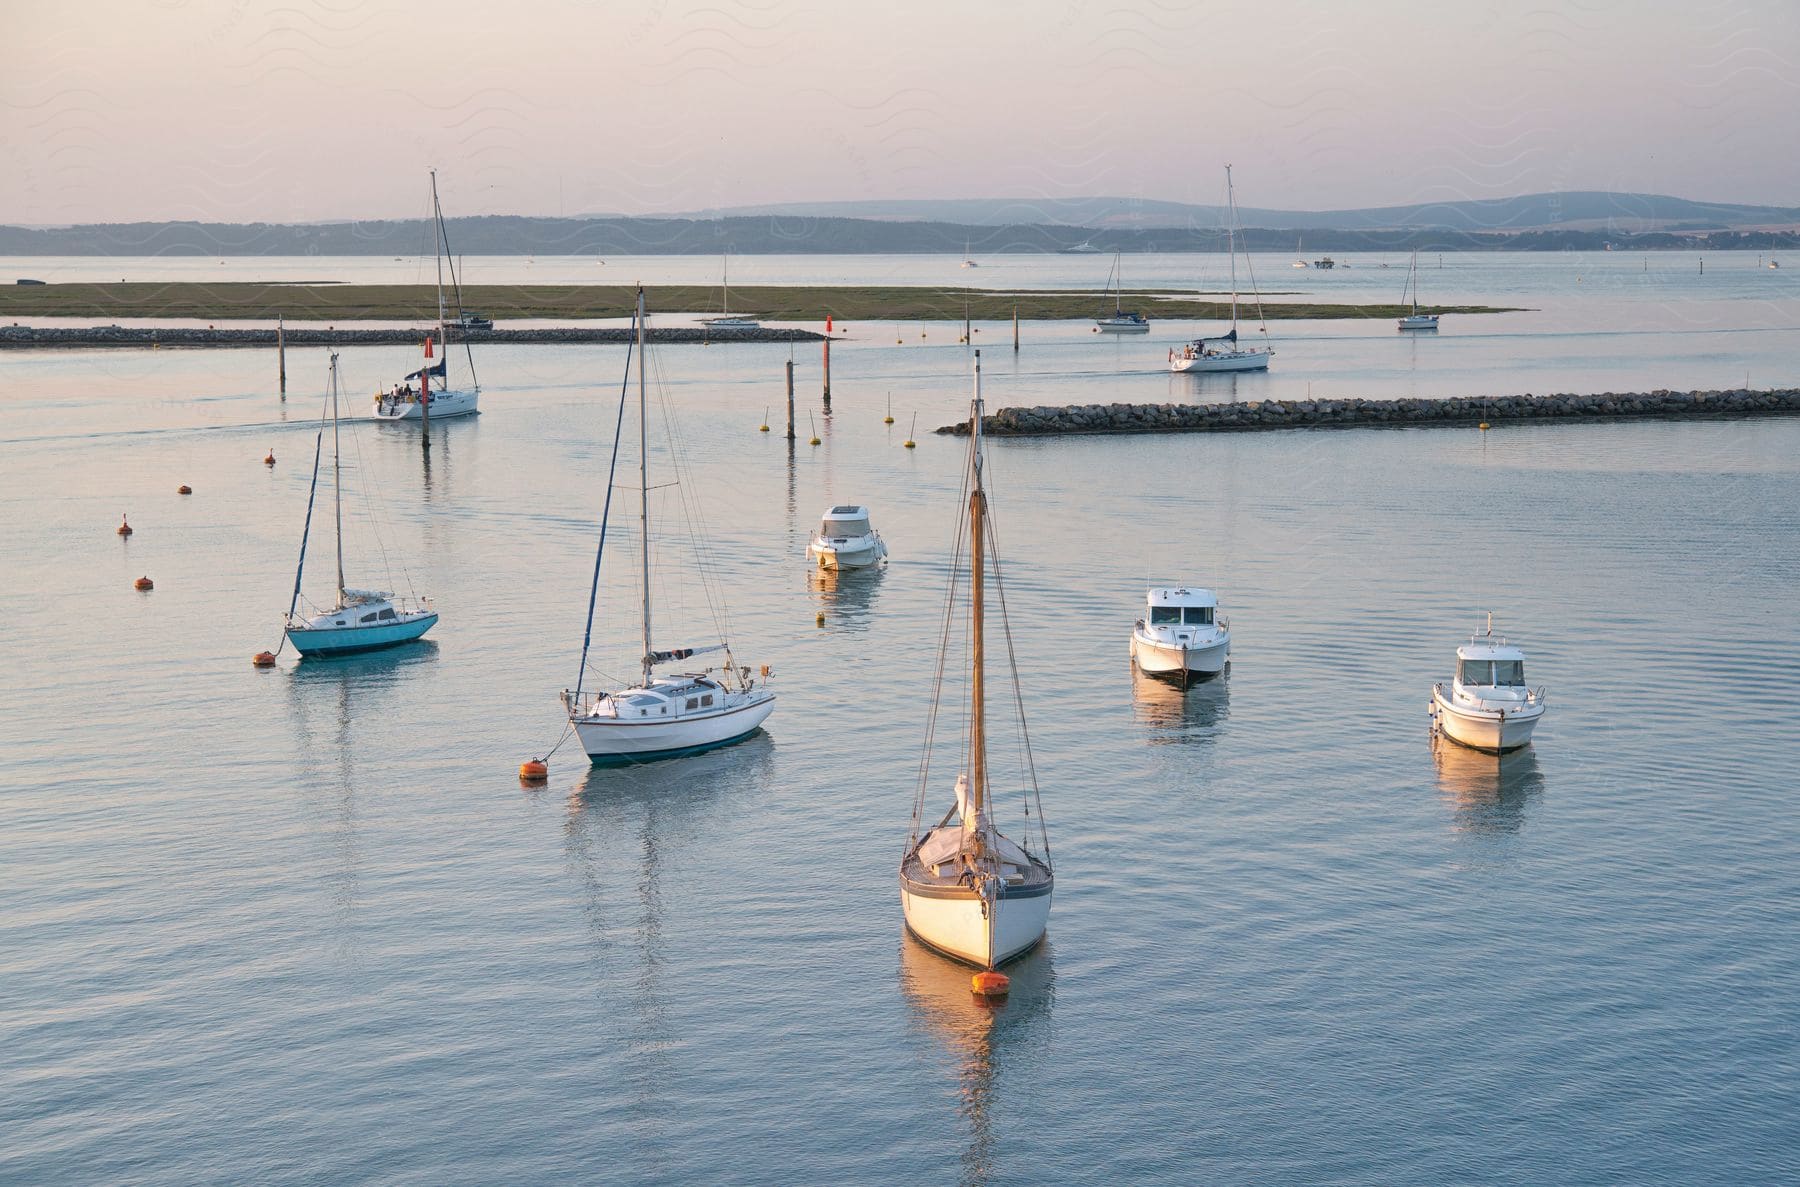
[937,388,1800,436]
[0,325,823,348]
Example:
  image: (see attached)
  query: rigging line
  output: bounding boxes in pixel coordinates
[575,304,639,700]
[339,371,405,598]
[434,181,479,391]
[648,345,734,649]
[283,391,333,641]
[984,510,1050,865]
[910,466,972,850]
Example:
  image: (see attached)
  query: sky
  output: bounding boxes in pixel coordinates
[3,0,1797,225]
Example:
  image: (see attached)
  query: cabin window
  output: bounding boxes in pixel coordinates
[1459,660,1491,684]
[821,518,870,537]
[1150,606,1181,625]
[1494,660,1525,686]
[686,697,699,710]
[701,694,713,706]
[378,608,396,621]
[360,612,379,624]
[1183,607,1213,626]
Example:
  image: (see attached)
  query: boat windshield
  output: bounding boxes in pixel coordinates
[1183,607,1213,625]
[820,518,870,537]
[1150,606,1181,625]
[1460,659,1526,685]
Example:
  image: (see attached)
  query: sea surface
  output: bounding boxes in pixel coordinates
[2,261,1798,1184]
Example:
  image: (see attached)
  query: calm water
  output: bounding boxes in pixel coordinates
[2,288,1798,1182]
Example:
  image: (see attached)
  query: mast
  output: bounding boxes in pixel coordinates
[430,169,446,395]
[1114,252,1123,315]
[1225,164,1239,332]
[968,350,987,820]
[330,353,345,606]
[638,286,652,682]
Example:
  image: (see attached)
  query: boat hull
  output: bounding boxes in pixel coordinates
[287,612,438,656]
[1171,349,1271,373]
[572,692,775,764]
[1096,319,1151,333]
[372,387,479,421]
[1431,687,1544,753]
[1398,316,1440,331]
[900,877,1052,968]
[809,539,886,569]
[1131,631,1229,680]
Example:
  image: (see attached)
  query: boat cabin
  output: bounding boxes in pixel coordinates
[583,676,726,719]
[1144,587,1218,628]
[1455,640,1528,689]
[300,589,401,629]
[817,505,873,540]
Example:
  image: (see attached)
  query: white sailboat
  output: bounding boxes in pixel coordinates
[1094,253,1151,332]
[1292,237,1308,268]
[285,354,439,656]
[374,170,480,421]
[961,238,979,268]
[701,253,761,330]
[1171,165,1273,373]
[1397,251,1440,331]
[563,287,775,764]
[901,352,1053,981]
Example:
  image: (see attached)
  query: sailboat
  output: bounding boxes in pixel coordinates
[1292,237,1308,268]
[373,170,480,421]
[900,351,1053,974]
[1171,165,1274,373]
[562,287,776,764]
[1397,251,1440,331]
[1094,253,1150,332]
[701,253,761,331]
[284,354,439,656]
[961,238,979,269]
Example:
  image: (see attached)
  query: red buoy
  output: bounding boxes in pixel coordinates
[519,758,548,782]
[264,450,276,466]
[134,576,154,591]
[971,970,1010,998]
[178,484,193,495]
[117,514,133,536]
[252,651,277,667]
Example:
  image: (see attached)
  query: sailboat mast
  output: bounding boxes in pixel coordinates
[1226,164,1239,331]
[431,170,446,393]
[637,286,652,681]
[330,353,345,606]
[968,351,987,816]
[1115,252,1123,315]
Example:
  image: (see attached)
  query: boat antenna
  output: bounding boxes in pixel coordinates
[330,352,345,607]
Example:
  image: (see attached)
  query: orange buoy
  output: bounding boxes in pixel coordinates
[133,576,154,591]
[971,970,1010,998]
[519,758,549,782]
[117,514,133,536]
[264,450,276,466]
[178,484,192,495]
[252,651,277,667]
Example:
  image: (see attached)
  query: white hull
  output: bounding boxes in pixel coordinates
[372,387,479,421]
[900,881,1051,968]
[1431,687,1544,753]
[572,690,775,762]
[1131,631,1230,678]
[1398,315,1440,331]
[702,317,761,331]
[809,538,886,569]
[1096,319,1151,333]
[1171,349,1271,373]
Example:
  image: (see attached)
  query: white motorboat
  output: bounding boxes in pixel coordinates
[1172,165,1273,373]
[700,253,761,331]
[1130,587,1230,683]
[1095,253,1151,332]
[374,170,480,422]
[1397,251,1440,331]
[901,351,1053,974]
[808,504,888,569]
[284,355,438,657]
[1429,617,1548,753]
[562,287,774,765]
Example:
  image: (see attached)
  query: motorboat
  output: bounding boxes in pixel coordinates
[374,170,480,422]
[1397,251,1440,331]
[1171,165,1273,373]
[1313,255,1336,269]
[1095,253,1151,332]
[1429,617,1548,753]
[1130,587,1230,683]
[285,355,438,657]
[807,504,888,569]
[900,351,1053,972]
[562,287,774,764]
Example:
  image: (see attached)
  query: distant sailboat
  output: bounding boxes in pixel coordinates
[701,253,761,330]
[374,170,479,421]
[285,354,439,656]
[900,352,1053,973]
[1292,237,1308,268]
[961,238,979,269]
[1171,165,1274,373]
[1397,251,1440,331]
[1094,253,1150,332]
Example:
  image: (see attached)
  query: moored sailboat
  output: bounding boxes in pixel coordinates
[374,170,480,421]
[1398,251,1440,331]
[901,351,1053,978]
[1171,165,1273,373]
[700,253,761,331]
[1094,252,1151,332]
[562,287,775,764]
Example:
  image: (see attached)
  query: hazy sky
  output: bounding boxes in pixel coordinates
[4,0,1797,224]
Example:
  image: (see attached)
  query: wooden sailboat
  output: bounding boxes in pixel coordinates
[284,354,438,656]
[374,170,480,421]
[900,351,1053,979]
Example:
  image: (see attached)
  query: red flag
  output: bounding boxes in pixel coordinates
[826,315,833,334]
[424,334,434,358]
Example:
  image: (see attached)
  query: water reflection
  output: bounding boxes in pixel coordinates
[808,563,886,631]
[899,935,1055,1187]
[1432,739,1544,835]
[1130,663,1230,744]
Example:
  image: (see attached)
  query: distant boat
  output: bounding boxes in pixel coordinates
[701,253,761,330]
[563,287,776,764]
[1171,165,1273,373]
[1061,240,1103,254]
[1313,255,1337,270]
[1429,615,1547,754]
[1094,253,1151,332]
[808,504,888,569]
[285,354,439,657]
[1397,251,1440,331]
[960,238,979,269]
[900,352,1053,971]
[373,170,479,422]
[1291,238,1308,268]
[1771,259,1781,269]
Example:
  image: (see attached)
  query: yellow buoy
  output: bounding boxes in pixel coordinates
[178,484,192,495]
[810,435,821,446]
[903,439,915,449]
[815,610,825,626]
[134,576,154,591]
[117,514,133,536]
[519,758,549,783]
[252,650,277,667]
[1479,422,1491,431]
[759,424,770,432]
[971,970,1010,998]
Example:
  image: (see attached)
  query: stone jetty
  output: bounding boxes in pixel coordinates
[0,325,822,348]
[937,388,1800,436]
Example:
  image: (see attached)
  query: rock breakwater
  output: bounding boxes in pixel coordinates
[0,325,822,348]
[937,388,1800,436]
